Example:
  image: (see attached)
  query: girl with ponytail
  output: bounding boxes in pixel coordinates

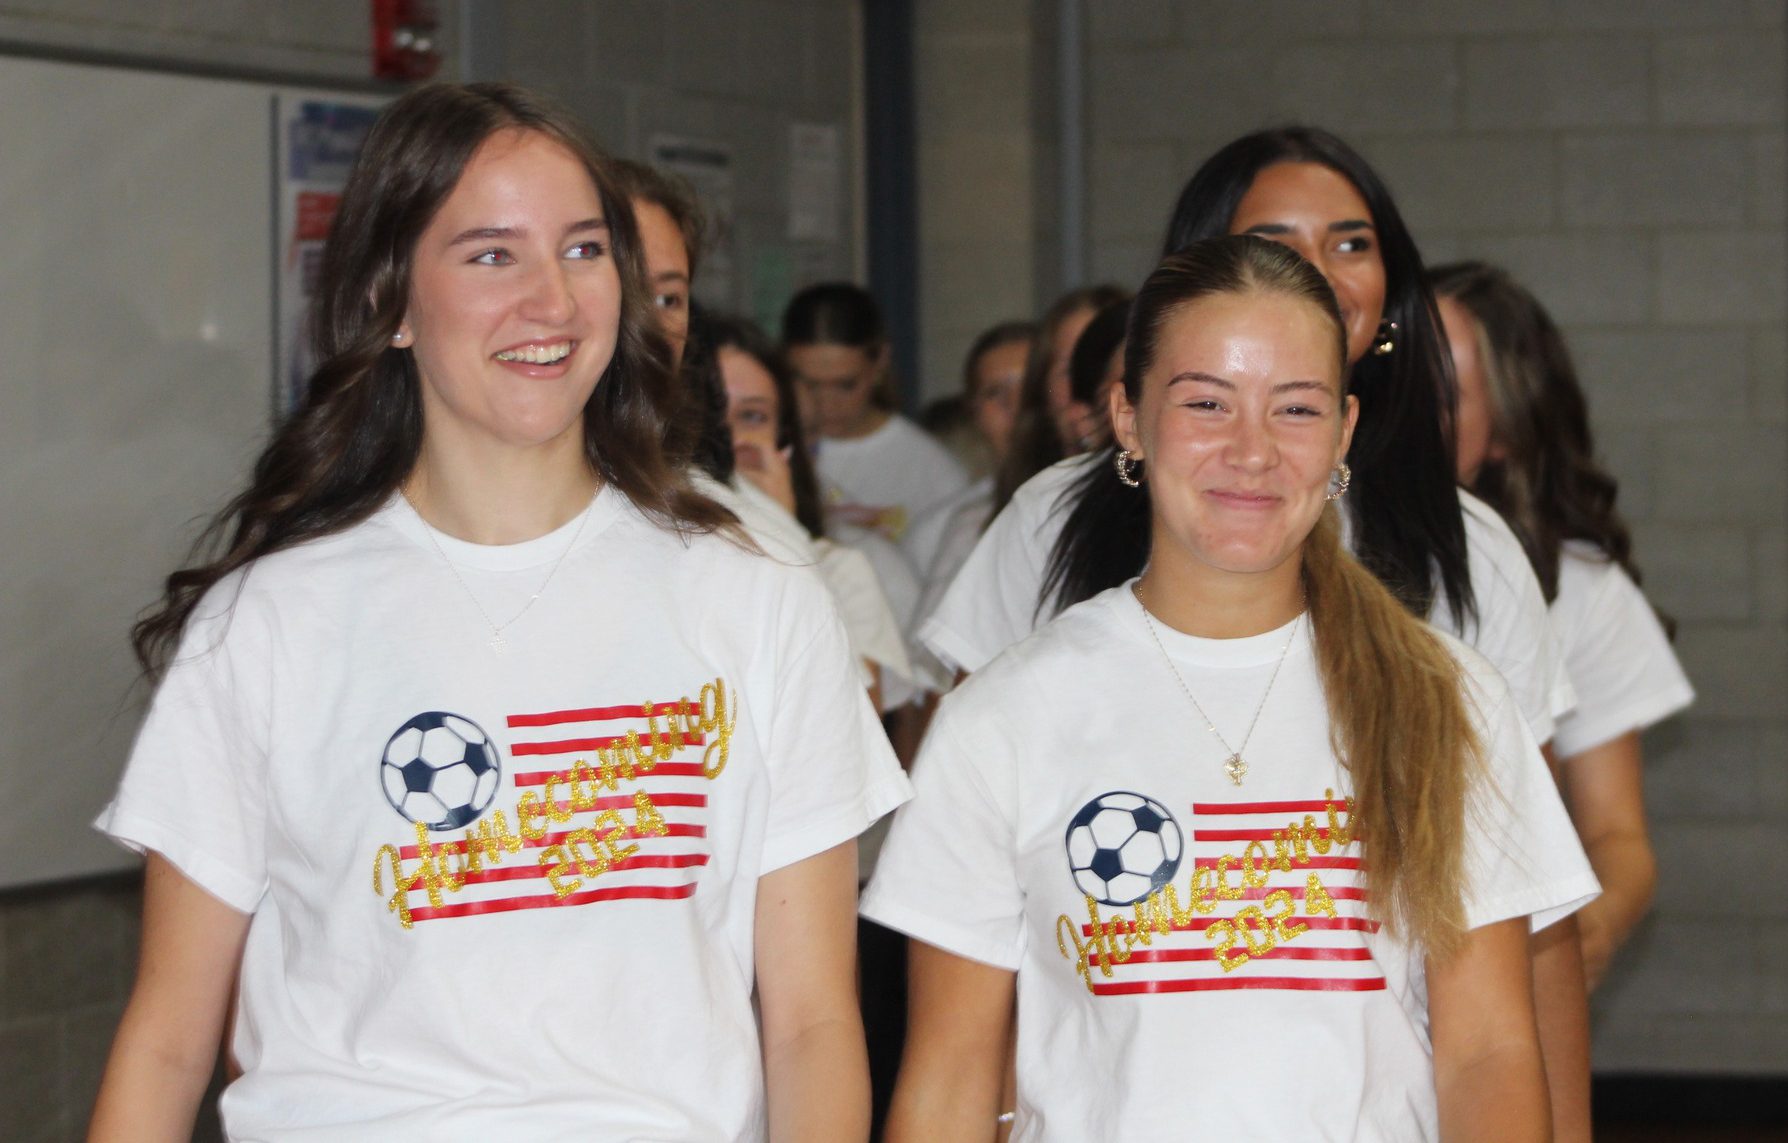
[866,237,1596,1141]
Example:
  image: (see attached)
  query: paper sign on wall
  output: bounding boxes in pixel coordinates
[787,122,841,244]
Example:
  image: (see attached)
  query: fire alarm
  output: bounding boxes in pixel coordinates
[373,0,441,81]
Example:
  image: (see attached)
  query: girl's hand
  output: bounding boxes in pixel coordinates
[735,442,799,516]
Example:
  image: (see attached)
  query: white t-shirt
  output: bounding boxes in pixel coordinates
[700,472,916,706]
[814,414,970,544]
[864,585,1598,1141]
[905,478,995,688]
[96,490,911,1142]
[1549,541,1694,758]
[920,455,1574,742]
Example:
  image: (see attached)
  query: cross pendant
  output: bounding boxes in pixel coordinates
[1224,753,1247,786]
[488,632,508,654]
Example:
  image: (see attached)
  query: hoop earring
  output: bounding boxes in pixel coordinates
[1325,461,1352,501]
[1114,449,1142,488]
[1371,320,1397,356]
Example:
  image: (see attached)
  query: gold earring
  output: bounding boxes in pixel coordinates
[1325,461,1352,501]
[1114,448,1142,488]
[1371,320,1397,356]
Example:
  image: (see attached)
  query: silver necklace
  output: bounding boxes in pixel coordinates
[1131,582,1301,786]
[405,489,599,654]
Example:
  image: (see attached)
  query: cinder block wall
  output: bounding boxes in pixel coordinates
[914,0,1042,403]
[1083,1,1788,1074]
[483,0,863,330]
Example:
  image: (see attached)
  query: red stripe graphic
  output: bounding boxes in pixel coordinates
[407,851,711,889]
[512,733,706,758]
[1195,827,1334,843]
[511,761,709,785]
[1082,915,1377,937]
[1191,799,1346,815]
[399,820,706,860]
[1189,855,1360,871]
[408,881,698,922]
[1116,945,1375,965]
[507,702,690,728]
[1091,975,1386,996]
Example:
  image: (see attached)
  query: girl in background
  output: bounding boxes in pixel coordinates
[904,322,1038,640]
[785,283,969,545]
[1432,260,1693,988]
[993,285,1130,515]
[89,83,905,1142]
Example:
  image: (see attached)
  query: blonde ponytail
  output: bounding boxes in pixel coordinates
[1302,507,1480,960]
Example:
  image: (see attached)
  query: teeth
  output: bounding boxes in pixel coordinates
[495,341,573,364]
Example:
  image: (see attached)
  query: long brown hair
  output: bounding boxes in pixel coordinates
[1429,261,1642,604]
[1132,238,1479,956]
[132,82,732,679]
[992,284,1129,513]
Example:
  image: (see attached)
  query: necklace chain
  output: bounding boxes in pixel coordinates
[405,490,599,654]
[1131,582,1301,786]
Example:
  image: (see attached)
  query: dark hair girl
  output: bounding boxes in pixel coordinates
[92,82,901,1141]
[131,82,728,681]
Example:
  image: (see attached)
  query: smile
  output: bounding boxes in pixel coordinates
[493,340,575,365]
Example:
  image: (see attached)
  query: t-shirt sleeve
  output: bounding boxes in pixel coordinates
[860,699,1025,971]
[917,483,1053,675]
[758,575,913,874]
[1551,560,1695,759]
[1458,662,1601,934]
[1458,497,1575,745]
[92,583,272,914]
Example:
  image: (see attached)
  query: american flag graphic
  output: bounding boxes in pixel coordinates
[1067,796,1384,996]
[388,701,716,925]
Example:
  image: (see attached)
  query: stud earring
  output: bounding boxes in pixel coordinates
[1114,448,1142,488]
[391,328,411,347]
[1371,320,1397,356]
[1325,461,1352,501]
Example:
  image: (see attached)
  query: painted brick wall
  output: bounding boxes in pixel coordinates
[1083,0,1788,1074]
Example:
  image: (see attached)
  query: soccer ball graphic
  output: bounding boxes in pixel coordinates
[1064,791,1184,906]
[379,711,502,831]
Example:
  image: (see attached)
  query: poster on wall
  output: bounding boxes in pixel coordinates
[649,134,736,305]
[274,95,383,415]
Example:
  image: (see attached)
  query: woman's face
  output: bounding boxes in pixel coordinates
[788,342,883,439]
[402,129,621,459]
[1438,295,1499,483]
[969,337,1029,460]
[719,344,781,465]
[630,198,691,369]
[1229,162,1387,367]
[1112,290,1355,580]
[1046,305,1097,448]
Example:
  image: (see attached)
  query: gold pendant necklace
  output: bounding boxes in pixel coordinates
[1131,582,1301,787]
[405,490,599,654]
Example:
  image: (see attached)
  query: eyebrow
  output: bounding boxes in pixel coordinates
[1239,219,1373,236]
[1167,371,1332,394]
[651,269,690,284]
[446,217,608,247]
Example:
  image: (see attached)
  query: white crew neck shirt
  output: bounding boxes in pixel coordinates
[813,414,970,544]
[97,488,910,1142]
[1548,540,1694,757]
